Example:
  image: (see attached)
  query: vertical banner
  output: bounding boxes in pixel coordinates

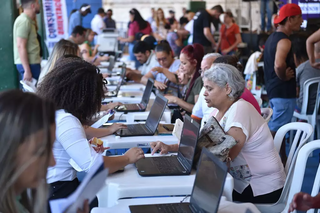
[42,0,68,53]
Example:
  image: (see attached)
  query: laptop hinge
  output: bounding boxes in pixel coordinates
[177,155,189,172]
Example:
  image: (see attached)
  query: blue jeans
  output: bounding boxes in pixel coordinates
[260,0,273,31]
[268,98,296,132]
[16,64,41,81]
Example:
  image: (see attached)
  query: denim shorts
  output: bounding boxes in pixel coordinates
[268,98,296,132]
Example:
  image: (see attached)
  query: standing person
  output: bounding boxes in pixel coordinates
[306,28,320,69]
[13,0,41,82]
[104,9,116,29]
[263,4,303,162]
[147,8,156,24]
[118,8,152,69]
[91,8,106,35]
[216,11,242,55]
[193,5,224,54]
[166,18,183,57]
[260,0,274,33]
[151,8,168,41]
[167,10,177,22]
[68,4,91,36]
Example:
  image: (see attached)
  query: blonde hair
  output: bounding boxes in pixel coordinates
[0,90,55,213]
[155,8,167,28]
[38,39,79,85]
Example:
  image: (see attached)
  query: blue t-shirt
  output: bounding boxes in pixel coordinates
[167,32,182,57]
[69,11,82,36]
[151,59,180,83]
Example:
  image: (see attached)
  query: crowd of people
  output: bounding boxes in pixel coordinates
[4,0,320,212]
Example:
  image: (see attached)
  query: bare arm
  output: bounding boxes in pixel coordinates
[83,124,126,139]
[274,39,291,80]
[226,127,246,160]
[203,27,216,46]
[140,71,155,85]
[80,43,96,62]
[17,37,31,80]
[119,35,135,43]
[307,29,320,66]
[175,98,195,113]
[215,35,221,53]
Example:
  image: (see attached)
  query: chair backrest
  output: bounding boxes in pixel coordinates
[300,77,320,116]
[285,140,320,213]
[20,80,37,93]
[261,108,273,123]
[274,122,313,174]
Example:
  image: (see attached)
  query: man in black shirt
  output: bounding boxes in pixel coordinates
[192,5,224,54]
[263,3,302,162]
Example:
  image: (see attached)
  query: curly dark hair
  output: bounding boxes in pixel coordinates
[37,56,105,125]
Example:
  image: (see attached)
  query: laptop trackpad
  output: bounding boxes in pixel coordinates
[136,158,160,175]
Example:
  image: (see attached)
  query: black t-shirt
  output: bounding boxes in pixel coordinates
[192,10,212,46]
[263,32,296,99]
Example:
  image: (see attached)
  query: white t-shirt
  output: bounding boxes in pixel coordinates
[192,86,213,126]
[47,110,100,184]
[210,99,286,196]
[91,14,106,35]
[138,51,159,75]
[185,20,194,45]
[151,59,180,83]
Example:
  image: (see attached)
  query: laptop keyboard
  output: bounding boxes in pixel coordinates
[152,157,183,174]
[156,204,188,213]
[126,124,150,134]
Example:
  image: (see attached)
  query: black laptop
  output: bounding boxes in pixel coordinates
[135,115,199,176]
[130,147,228,213]
[115,78,154,112]
[115,94,168,137]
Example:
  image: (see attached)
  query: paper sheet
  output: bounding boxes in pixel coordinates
[91,112,113,128]
[49,156,108,213]
[172,119,184,142]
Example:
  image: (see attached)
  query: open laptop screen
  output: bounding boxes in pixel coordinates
[177,116,199,171]
[190,148,227,213]
[145,95,167,133]
[141,78,154,106]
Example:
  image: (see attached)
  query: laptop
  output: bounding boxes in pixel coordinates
[135,115,199,176]
[129,147,228,213]
[115,94,168,137]
[106,62,126,85]
[115,78,154,112]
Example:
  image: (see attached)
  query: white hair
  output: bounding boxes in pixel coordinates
[203,53,221,60]
[203,63,245,100]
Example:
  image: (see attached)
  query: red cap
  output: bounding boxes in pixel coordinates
[274,3,302,24]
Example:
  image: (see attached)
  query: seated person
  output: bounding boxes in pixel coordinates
[166,18,183,57]
[0,90,89,213]
[80,28,109,65]
[141,40,180,90]
[68,25,87,45]
[292,33,320,114]
[38,39,80,85]
[154,44,204,114]
[151,63,286,204]
[37,56,145,202]
[126,40,159,82]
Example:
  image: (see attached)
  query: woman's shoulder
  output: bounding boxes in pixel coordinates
[56,109,80,124]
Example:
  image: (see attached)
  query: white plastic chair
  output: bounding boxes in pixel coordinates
[292,77,320,141]
[261,108,273,123]
[285,140,320,213]
[274,122,313,175]
[20,79,37,93]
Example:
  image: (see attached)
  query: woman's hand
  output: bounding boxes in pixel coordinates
[89,138,110,154]
[100,55,109,61]
[151,66,164,74]
[109,123,127,134]
[288,192,315,212]
[150,141,170,155]
[108,102,122,110]
[154,81,167,90]
[222,48,231,55]
[124,147,145,163]
[164,94,177,104]
[117,37,125,43]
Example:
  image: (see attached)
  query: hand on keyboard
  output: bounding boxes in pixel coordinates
[124,147,145,163]
[109,123,127,134]
[150,141,170,155]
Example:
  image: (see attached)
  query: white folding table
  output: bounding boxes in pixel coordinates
[92,196,261,213]
[103,91,156,104]
[96,154,234,208]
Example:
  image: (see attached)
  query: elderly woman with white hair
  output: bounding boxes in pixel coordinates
[151,63,286,204]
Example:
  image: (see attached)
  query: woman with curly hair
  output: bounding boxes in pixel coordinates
[37,56,145,204]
